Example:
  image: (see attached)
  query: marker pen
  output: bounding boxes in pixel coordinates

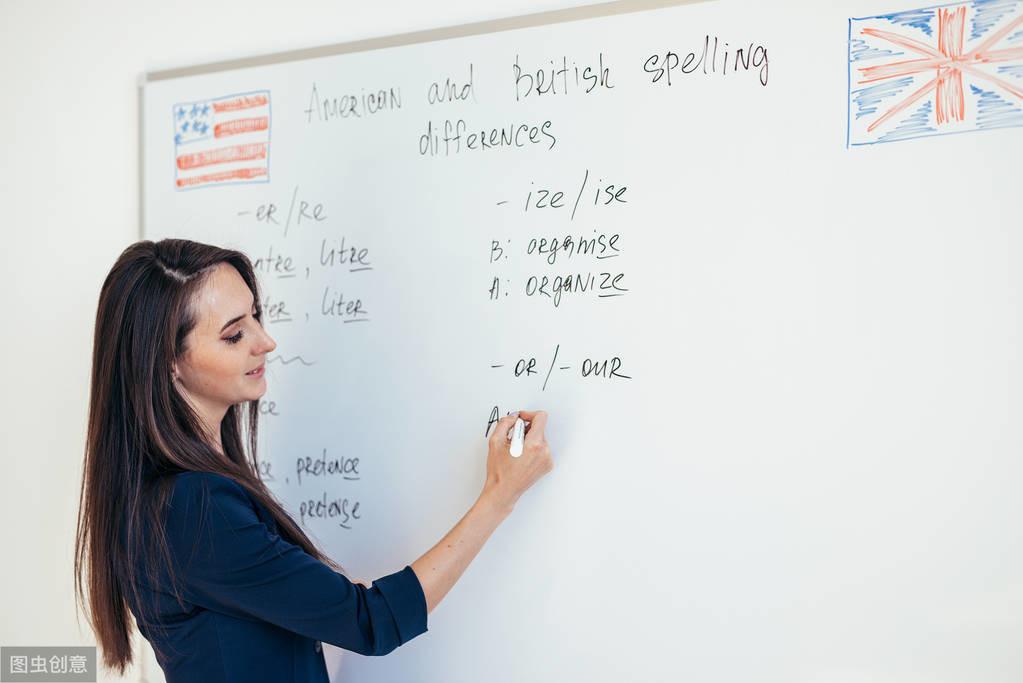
[509,417,526,457]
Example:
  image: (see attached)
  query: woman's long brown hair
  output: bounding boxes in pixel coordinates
[74,238,343,675]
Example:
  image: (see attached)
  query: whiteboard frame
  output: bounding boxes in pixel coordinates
[142,0,709,82]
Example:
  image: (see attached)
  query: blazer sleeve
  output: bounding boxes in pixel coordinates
[162,472,428,656]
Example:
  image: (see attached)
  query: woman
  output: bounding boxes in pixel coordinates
[74,238,554,682]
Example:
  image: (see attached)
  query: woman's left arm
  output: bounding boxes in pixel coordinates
[163,472,428,656]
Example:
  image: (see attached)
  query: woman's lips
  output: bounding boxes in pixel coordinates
[246,364,265,377]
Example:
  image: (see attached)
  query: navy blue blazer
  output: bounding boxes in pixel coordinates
[125,471,428,683]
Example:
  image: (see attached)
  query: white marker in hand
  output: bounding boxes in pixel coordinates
[509,417,526,457]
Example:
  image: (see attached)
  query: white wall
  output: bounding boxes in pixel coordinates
[0,1,591,680]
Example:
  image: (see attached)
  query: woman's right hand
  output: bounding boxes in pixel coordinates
[482,410,554,512]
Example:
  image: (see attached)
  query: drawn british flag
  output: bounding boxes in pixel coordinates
[847,0,1023,145]
[173,90,272,189]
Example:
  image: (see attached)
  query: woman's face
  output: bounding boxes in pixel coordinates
[172,262,276,432]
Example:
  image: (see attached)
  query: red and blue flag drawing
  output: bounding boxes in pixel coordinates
[173,90,272,190]
[848,0,1023,145]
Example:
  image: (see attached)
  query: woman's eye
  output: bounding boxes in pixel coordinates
[225,306,261,343]
[225,311,261,345]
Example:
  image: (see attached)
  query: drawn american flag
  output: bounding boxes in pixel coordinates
[173,90,272,189]
[847,0,1023,145]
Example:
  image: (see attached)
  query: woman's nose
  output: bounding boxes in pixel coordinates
[260,329,277,353]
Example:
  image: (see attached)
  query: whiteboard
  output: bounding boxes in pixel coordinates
[141,0,1023,681]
